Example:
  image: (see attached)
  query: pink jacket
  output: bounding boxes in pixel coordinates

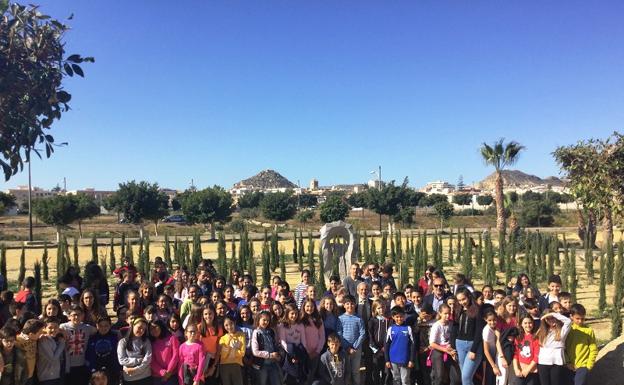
[303,321,325,356]
[178,342,206,384]
[151,335,179,378]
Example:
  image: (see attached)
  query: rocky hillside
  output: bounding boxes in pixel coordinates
[477,170,565,190]
[233,169,297,190]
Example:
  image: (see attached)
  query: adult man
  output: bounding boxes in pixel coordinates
[423,278,450,312]
[356,281,373,385]
[380,264,397,292]
[363,263,381,285]
[343,263,363,298]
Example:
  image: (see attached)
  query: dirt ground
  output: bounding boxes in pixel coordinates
[0,228,617,344]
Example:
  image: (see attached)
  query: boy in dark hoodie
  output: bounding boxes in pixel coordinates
[86,315,120,385]
[314,333,351,385]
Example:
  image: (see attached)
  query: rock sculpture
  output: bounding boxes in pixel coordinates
[320,221,359,281]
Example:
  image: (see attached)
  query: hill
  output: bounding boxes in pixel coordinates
[233,169,297,190]
[477,170,565,190]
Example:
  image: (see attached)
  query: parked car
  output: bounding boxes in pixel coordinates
[162,215,187,224]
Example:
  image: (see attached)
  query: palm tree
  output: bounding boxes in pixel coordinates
[480,139,525,236]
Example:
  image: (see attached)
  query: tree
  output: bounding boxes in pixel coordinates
[434,201,454,228]
[452,194,472,206]
[42,242,49,280]
[0,3,94,181]
[319,195,349,223]
[170,197,181,211]
[0,192,16,214]
[347,192,368,208]
[480,139,525,235]
[74,193,99,238]
[476,195,494,206]
[32,195,77,242]
[517,195,560,227]
[393,207,415,227]
[366,179,411,228]
[179,187,232,241]
[298,194,318,208]
[419,193,449,207]
[295,210,314,226]
[260,191,297,222]
[112,181,169,238]
[18,245,25,285]
[237,191,265,209]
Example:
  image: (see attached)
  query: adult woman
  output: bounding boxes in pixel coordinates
[117,317,152,385]
[83,261,110,306]
[418,265,436,294]
[507,274,541,298]
[453,288,485,385]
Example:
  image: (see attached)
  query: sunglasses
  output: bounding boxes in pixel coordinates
[434,285,444,288]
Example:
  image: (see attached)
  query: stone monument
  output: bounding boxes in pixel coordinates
[320,221,359,281]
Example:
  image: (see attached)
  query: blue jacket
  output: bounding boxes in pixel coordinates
[384,324,416,365]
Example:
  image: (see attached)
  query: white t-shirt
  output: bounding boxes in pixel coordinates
[482,326,497,356]
[429,321,451,346]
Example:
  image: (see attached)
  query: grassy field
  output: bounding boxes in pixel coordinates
[1,220,617,344]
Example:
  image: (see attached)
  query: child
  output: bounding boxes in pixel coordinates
[512,315,539,385]
[117,318,152,385]
[168,313,184,344]
[540,275,562,311]
[90,371,108,385]
[320,296,340,340]
[301,299,325,385]
[15,318,45,384]
[198,305,223,381]
[60,305,97,383]
[314,333,350,385]
[218,316,246,385]
[337,295,365,385]
[86,316,120,385]
[251,311,281,385]
[37,317,67,385]
[0,326,27,385]
[14,278,38,316]
[536,310,571,385]
[385,306,416,385]
[565,304,597,385]
[368,300,389,385]
[149,319,179,385]
[294,270,312,309]
[482,310,503,385]
[237,305,254,385]
[558,293,572,317]
[415,304,436,385]
[278,305,308,385]
[429,303,460,385]
[178,324,206,385]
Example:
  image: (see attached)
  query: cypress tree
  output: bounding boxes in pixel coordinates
[42,242,49,280]
[423,230,428,267]
[144,235,151,279]
[91,234,98,263]
[217,232,227,276]
[279,247,286,281]
[561,236,569,291]
[547,235,556,279]
[396,230,403,263]
[34,261,42,315]
[584,230,594,284]
[570,248,577,302]
[412,235,420,283]
[100,255,107,277]
[438,233,444,269]
[109,238,116,275]
[298,230,305,272]
[64,236,71,272]
[307,233,316,283]
[292,232,298,264]
[317,240,327,294]
[73,238,79,268]
[331,237,340,277]
[249,238,257,283]
[390,234,396,265]
[230,236,238,271]
[120,233,126,260]
[192,232,202,272]
[614,239,624,308]
[127,239,134,266]
[18,245,26,285]
[56,238,65,283]
[611,306,622,339]
[599,251,606,313]
[448,228,454,265]
[239,230,248,270]
[370,237,378,263]
[462,230,472,278]
[498,231,506,272]
[163,233,172,269]
[380,232,388,263]
[261,238,270,285]
[270,231,278,272]
[363,233,371,264]
[607,233,615,285]
[432,232,440,269]
[0,244,6,284]
[505,238,514,283]
[484,232,496,286]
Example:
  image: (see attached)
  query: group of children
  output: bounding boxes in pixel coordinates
[0,256,598,385]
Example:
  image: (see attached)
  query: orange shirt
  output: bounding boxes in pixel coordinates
[198,324,223,356]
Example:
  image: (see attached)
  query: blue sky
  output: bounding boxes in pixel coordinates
[4,1,623,191]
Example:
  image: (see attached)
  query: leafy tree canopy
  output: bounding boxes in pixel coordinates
[298,193,318,208]
[74,193,99,221]
[0,192,16,214]
[419,193,449,207]
[32,194,77,227]
[0,3,94,180]
[181,186,234,225]
[452,193,472,206]
[476,195,493,206]
[260,191,296,222]
[237,191,264,209]
[319,194,350,223]
[347,192,368,208]
[112,181,169,224]
[434,201,454,222]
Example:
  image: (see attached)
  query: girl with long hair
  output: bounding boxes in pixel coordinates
[251,311,281,385]
[178,324,205,385]
[218,316,246,385]
[117,318,152,385]
[319,296,340,338]
[300,299,324,385]
[429,303,460,385]
[536,310,571,385]
[512,316,539,385]
[198,305,223,384]
[454,288,484,385]
[150,319,180,385]
[80,289,105,326]
[168,313,184,344]
[368,299,390,385]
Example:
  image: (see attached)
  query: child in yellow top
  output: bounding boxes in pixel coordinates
[218,316,246,385]
[15,318,45,382]
[565,304,597,385]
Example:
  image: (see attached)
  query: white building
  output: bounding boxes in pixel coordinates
[421,181,455,194]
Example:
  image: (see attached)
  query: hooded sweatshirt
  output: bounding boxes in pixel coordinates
[117,336,152,382]
[60,321,96,367]
[37,335,67,381]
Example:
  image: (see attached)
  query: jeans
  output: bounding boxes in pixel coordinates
[456,339,483,385]
[572,367,589,385]
[390,363,410,385]
[255,362,282,385]
[346,348,363,385]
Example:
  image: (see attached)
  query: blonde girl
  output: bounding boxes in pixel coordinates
[535,310,571,385]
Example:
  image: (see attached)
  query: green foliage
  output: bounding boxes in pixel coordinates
[607,235,615,285]
[261,238,270,285]
[476,233,483,267]
[75,193,100,234]
[517,196,560,227]
[73,238,79,268]
[307,232,316,283]
[120,233,126,260]
[217,232,227,275]
[0,244,6,282]
[448,228,454,265]
[614,239,624,308]
[270,231,279,272]
[434,201,454,228]
[295,210,314,225]
[452,194,472,206]
[483,232,496,286]
[279,247,286,281]
[319,195,349,223]
[298,193,318,208]
[163,233,172,269]
[228,219,246,234]
[380,232,388,263]
[366,179,414,221]
[127,239,134,267]
[599,252,606,313]
[91,234,98,263]
[363,233,370,264]
[110,181,169,226]
[611,307,622,340]
[18,245,25,285]
[237,191,265,209]
[32,195,79,236]
[42,242,49,280]
[570,248,577,302]
[0,192,16,214]
[260,191,297,222]
[498,231,506,272]
[298,230,305,272]
[317,241,327,294]
[0,3,94,180]
[476,195,494,206]
[419,194,448,207]
[230,236,238,271]
[370,237,377,262]
[462,230,472,278]
[394,206,415,227]
[34,261,41,314]
[192,232,202,272]
[109,238,116,275]
[292,232,298,263]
